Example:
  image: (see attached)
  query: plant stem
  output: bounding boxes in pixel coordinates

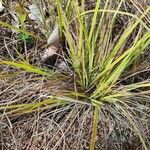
[90,104,99,150]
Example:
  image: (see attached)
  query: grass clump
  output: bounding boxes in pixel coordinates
[56,1,150,149]
[0,0,150,149]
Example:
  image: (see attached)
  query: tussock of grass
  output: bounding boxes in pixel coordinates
[0,0,150,149]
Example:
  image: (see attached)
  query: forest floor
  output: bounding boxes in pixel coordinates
[0,0,150,150]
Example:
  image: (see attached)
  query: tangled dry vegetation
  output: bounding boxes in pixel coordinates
[0,0,150,150]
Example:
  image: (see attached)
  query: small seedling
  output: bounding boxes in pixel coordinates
[17,32,33,43]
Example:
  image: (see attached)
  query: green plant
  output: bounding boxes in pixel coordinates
[16,32,33,43]
[55,0,150,149]
[0,0,150,149]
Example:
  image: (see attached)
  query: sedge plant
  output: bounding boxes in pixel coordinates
[55,0,150,149]
[0,0,150,149]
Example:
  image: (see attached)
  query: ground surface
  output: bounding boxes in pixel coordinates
[0,0,150,150]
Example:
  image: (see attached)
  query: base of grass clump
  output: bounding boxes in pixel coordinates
[1,103,149,149]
